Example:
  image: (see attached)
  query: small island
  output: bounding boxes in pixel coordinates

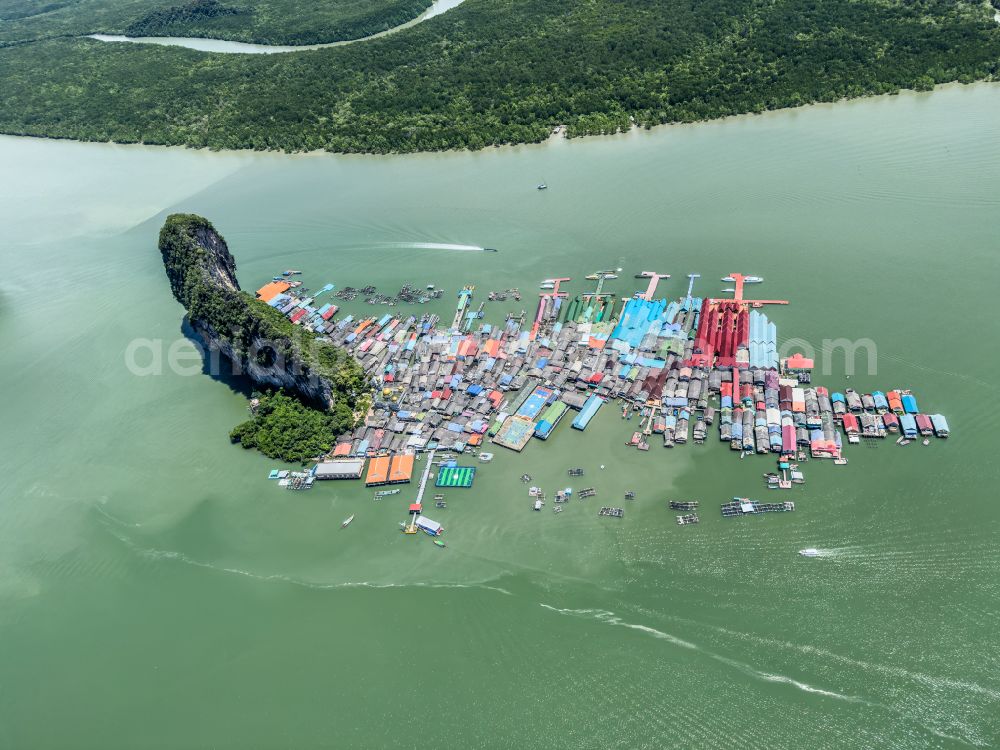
[158,213,369,460]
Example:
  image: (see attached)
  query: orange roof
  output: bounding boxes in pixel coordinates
[332,443,352,457]
[256,281,290,303]
[458,339,478,357]
[468,433,483,446]
[364,456,391,486]
[785,353,814,370]
[388,454,414,483]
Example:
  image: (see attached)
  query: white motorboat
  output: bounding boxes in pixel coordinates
[798,548,820,557]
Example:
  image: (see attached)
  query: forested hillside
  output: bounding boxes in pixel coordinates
[0,0,430,45]
[1,0,998,153]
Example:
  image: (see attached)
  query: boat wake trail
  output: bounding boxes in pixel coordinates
[390,242,484,252]
[539,604,868,705]
[100,521,512,596]
[702,622,1000,702]
[541,605,699,649]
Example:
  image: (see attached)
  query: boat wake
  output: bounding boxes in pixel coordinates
[540,605,698,649]
[539,604,867,705]
[701,621,1000,702]
[100,520,512,596]
[392,241,485,252]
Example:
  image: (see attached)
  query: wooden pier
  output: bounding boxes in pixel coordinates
[414,448,436,505]
[636,271,670,301]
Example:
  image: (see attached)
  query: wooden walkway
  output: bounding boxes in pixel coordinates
[414,449,436,504]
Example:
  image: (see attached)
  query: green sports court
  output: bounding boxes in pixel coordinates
[435,466,477,488]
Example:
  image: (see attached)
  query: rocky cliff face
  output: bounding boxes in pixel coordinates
[158,213,363,411]
[160,213,239,302]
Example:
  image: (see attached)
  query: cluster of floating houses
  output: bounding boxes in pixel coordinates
[255,270,950,531]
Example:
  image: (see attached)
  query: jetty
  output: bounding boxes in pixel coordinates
[413,448,436,505]
[636,271,670,301]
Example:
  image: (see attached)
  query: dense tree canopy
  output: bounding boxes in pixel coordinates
[1,0,998,153]
[0,0,431,45]
[230,390,350,462]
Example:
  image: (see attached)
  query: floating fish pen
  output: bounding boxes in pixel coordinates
[578,488,597,499]
[599,507,624,518]
[676,514,699,525]
[669,501,699,510]
[284,473,315,491]
[568,467,585,476]
[721,498,794,517]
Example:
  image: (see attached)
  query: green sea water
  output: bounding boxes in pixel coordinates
[1,84,998,749]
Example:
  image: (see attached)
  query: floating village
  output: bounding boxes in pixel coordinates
[255,269,950,540]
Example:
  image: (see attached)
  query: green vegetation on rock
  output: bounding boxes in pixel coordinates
[157,214,368,457]
[1,0,998,153]
[230,390,347,462]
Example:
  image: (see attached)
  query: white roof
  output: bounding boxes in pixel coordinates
[415,515,442,533]
[314,459,364,476]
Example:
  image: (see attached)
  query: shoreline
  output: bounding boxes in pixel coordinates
[1,80,996,161]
